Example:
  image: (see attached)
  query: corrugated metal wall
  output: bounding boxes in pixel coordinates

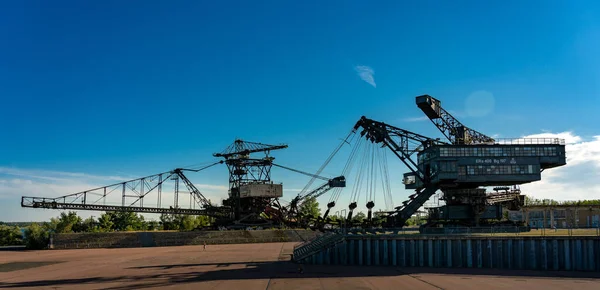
[296,236,600,271]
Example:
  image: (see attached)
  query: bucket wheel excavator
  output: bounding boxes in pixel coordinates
[348,95,566,230]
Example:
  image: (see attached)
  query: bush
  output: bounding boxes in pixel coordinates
[0,225,23,246]
[24,223,50,249]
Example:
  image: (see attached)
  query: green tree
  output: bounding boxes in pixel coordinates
[80,217,99,232]
[523,197,600,207]
[55,211,83,233]
[147,220,160,231]
[98,213,114,232]
[106,211,146,231]
[159,214,211,231]
[352,211,366,223]
[0,225,23,246]
[45,217,59,233]
[24,223,49,249]
[328,215,339,224]
[404,216,426,227]
[196,215,211,228]
[180,215,198,231]
[160,213,178,230]
[299,197,321,218]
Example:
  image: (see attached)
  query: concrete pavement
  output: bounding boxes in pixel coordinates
[1,242,599,289]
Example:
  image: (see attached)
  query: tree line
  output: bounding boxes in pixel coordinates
[0,211,213,249]
[524,197,600,206]
[2,197,425,249]
[14,194,588,249]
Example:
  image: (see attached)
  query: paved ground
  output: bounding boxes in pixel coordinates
[1,242,600,289]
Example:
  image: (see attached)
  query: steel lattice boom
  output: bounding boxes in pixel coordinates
[20,162,229,218]
[353,116,448,182]
[286,176,346,219]
[213,139,288,159]
[20,197,230,217]
[351,116,446,226]
[416,95,495,145]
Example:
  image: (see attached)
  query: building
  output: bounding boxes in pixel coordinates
[510,206,600,228]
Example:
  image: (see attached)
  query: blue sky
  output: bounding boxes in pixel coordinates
[1,1,599,221]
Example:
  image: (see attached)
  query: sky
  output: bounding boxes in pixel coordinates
[0,1,599,222]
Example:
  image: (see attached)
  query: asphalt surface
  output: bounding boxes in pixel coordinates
[1,242,599,289]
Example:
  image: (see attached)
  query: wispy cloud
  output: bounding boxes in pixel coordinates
[354,65,376,88]
[447,110,467,118]
[194,184,228,191]
[285,188,304,193]
[465,90,495,117]
[402,116,429,122]
[0,167,129,182]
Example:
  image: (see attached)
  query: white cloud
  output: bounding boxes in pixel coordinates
[285,188,303,192]
[402,116,429,122]
[519,132,600,201]
[354,65,376,88]
[0,167,130,183]
[194,184,228,191]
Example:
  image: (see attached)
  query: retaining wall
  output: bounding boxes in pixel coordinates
[295,235,600,271]
[52,229,318,249]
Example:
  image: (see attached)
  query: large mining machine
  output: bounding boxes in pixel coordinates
[351,95,566,230]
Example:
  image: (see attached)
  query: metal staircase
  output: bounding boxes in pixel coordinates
[394,186,438,224]
[293,231,345,262]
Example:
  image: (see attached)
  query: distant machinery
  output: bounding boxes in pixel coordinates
[20,138,347,230]
[212,139,287,227]
[211,139,347,228]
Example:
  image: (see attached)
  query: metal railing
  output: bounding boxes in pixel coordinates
[493,138,565,145]
[341,228,421,235]
[293,232,334,251]
[293,232,345,262]
[322,226,600,237]
[419,226,600,237]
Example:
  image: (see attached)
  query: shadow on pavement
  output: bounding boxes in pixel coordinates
[0,246,26,252]
[1,260,600,289]
[0,262,64,273]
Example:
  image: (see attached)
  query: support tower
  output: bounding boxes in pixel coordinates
[214,139,288,226]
